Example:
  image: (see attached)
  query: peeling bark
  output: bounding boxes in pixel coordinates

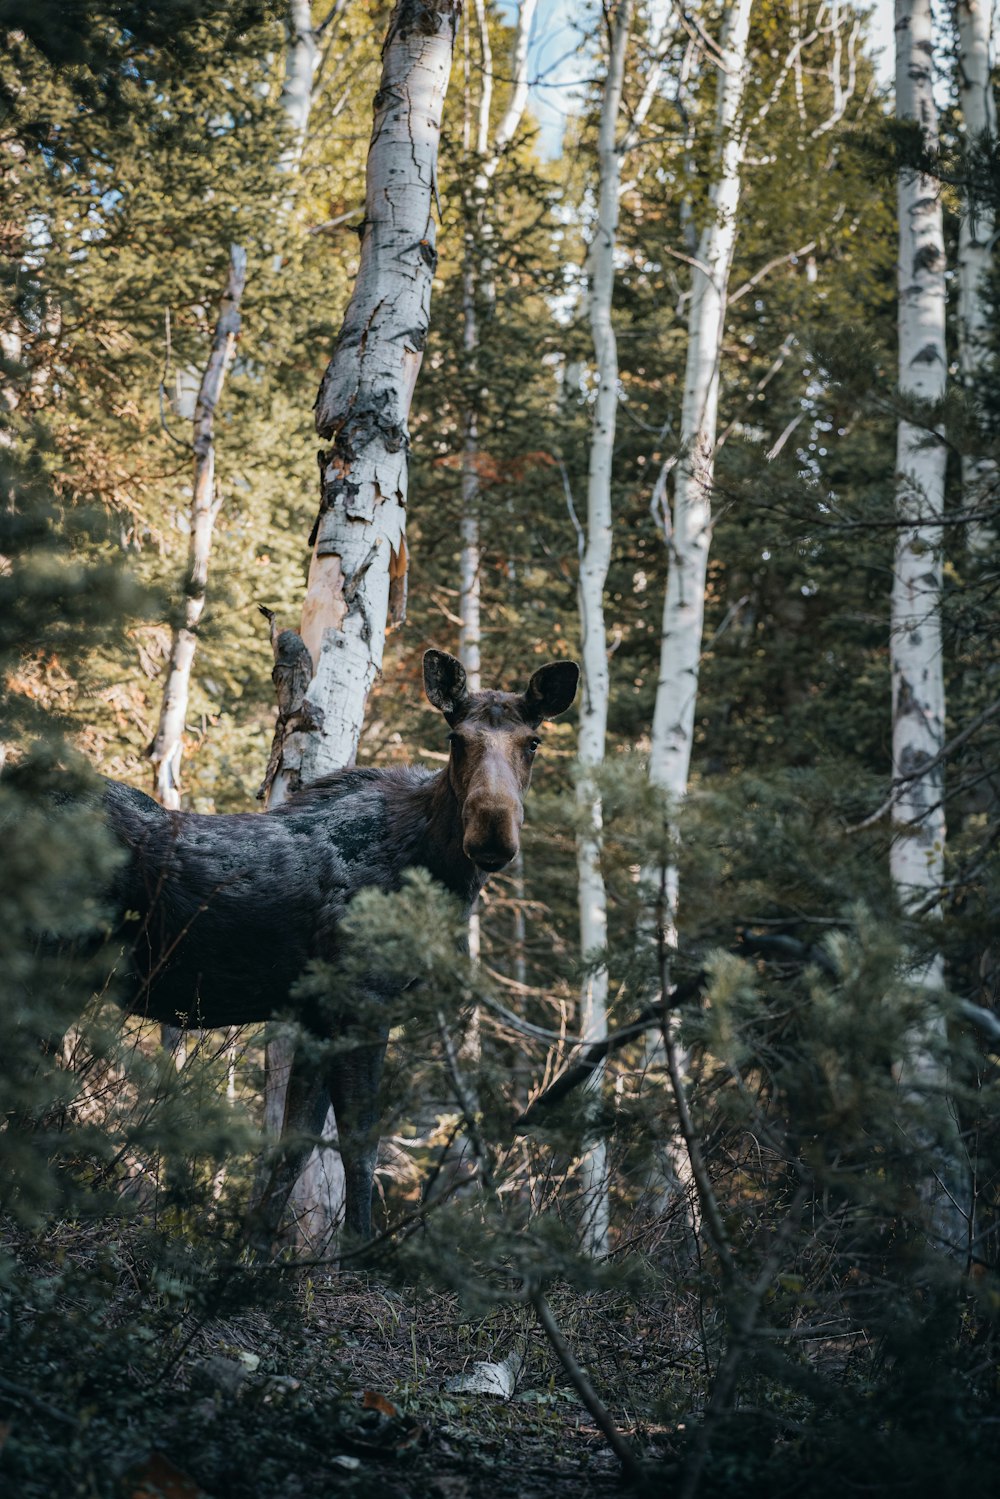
[147,245,247,809]
[272,0,460,801]
[261,0,459,1249]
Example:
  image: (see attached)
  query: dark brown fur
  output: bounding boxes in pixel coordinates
[100,651,578,1242]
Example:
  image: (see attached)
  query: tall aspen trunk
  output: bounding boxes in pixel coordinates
[262,0,459,1248]
[458,0,536,976]
[270,0,459,796]
[643,0,752,1233]
[147,245,248,809]
[457,0,536,687]
[892,0,966,1255]
[576,0,632,1260]
[281,0,320,171]
[649,0,753,844]
[953,0,997,552]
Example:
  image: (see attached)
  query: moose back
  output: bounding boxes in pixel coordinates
[99,651,579,1240]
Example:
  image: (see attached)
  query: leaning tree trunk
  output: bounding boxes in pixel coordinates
[270,0,460,799]
[892,0,966,1256]
[260,0,459,1250]
[147,0,319,811]
[147,246,247,811]
[953,0,997,553]
[575,0,632,1260]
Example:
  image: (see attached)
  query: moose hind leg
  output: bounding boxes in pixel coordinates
[327,1029,388,1241]
[246,1043,332,1254]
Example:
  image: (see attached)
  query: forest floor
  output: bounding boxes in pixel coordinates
[1,1228,682,1499]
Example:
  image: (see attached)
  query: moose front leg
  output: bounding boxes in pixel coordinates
[246,1040,332,1254]
[327,1026,389,1241]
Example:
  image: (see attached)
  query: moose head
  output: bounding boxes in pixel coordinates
[423,650,580,873]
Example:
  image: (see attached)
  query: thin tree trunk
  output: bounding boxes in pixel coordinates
[649,0,753,827]
[281,0,319,172]
[457,0,536,690]
[147,0,317,812]
[271,0,460,799]
[575,0,632,1260]
[458,0,535,983]
[147,244,248,809]
[643,0,753,1235]
[892,0,967,1256]
[953,0,997,553]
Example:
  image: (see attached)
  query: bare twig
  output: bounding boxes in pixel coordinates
[677,1186,808,1499]
[846,697,1000,833]
[529,1290,645,1482]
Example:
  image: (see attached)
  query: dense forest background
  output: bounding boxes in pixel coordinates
[3,1,1000,1495]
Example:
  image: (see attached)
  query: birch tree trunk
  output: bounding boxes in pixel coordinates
[642,1,752,1233]
[261,0,459,1248]
[638,0,755,1241]
[260,0,350,1250]
[271,0,460,799]
[648,0,753,848]
[280,0,320,173]
[953,0,997,553]
[459,0,536,979]
[892,0,966,1255]
[892,0,947,998]
[456,0,538,688]
[147,245,248,809]
[575,0,632,1260]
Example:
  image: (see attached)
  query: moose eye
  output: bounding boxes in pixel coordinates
[447,732,463,750]
[526,737,541,756]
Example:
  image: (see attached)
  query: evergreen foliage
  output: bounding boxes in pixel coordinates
[2,1,1000,1493]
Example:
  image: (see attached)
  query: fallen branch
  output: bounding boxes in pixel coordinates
[529,1290,645,1483]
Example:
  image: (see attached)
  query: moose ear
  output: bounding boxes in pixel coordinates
[423,649,469,720]
[522,661,580,725]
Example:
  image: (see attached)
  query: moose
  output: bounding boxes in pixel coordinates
[98,650,579,1243]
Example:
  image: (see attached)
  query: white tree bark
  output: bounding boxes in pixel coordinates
[648,0,753,825]
[271,0,459,798]
[641,0,752,1237]
[457,1,536,982]
[575,0,633,1260]
[281,0,320,172]
[262,1,458,1247]
[893,0,967,1256]
[892,0,947,930]
[953,0,997,552]
[147,245,248,809]
[458,0,537,689]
